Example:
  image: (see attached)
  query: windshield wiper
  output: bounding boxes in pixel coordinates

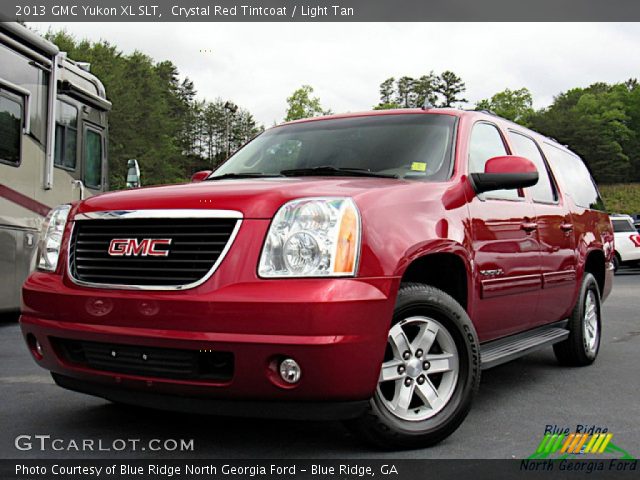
[206,172,284,181]
[280,166,398,179]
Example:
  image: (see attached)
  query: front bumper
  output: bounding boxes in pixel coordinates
[21,273,399,416]
[52,373,369,420]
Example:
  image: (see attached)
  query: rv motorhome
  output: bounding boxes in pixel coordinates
[0,22,111,312]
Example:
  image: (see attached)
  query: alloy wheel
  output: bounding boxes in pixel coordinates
[377,316,459,422]
[583,290,599,354]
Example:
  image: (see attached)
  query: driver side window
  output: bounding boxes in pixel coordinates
[469,122,520,201]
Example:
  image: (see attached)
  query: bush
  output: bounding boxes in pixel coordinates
[599,183,640,215]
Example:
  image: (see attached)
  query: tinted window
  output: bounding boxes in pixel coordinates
[612,219,635,233]
[212,114,457,181]
[469,122,519,201]
[84,129,102,188]
[0,45,48,145]
[544,143,605,210]
[54,101,78,169]
[0,92,22,165]
[508,131,557,203]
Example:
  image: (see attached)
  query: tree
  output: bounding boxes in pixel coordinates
[396,76,416,108]
[476,87,535,124]
[374,77,400,110]
[373,71,467,109]
[379,77,396,105]
[529,82,634,184]
[435,70,467,107]
[414,73,439,108]
[44,30,263,187]
[284,85,331,121]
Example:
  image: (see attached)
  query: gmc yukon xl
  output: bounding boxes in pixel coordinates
[21,109,614,448]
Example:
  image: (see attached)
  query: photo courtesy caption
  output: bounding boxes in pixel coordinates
[16,463,398,477]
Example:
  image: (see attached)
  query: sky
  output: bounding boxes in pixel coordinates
[30,22,640,126]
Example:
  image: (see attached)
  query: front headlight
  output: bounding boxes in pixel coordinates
[258,197,361,278]
[37,205,71,272]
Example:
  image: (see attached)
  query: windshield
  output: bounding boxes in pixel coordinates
[210,114,457,181]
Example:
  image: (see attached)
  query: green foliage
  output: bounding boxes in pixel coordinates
[599,184,640,214]
[45,30,262,189]
[529,82,636,184]
[437,71,467,107]
[374,71,466,110]
[476,88,534,124]
[284,85,331,121]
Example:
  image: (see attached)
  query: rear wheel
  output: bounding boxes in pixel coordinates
[553,273,601,366]
[613,253,620,273]
[346,283,480,449]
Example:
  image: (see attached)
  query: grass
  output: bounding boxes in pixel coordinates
[599,183,640,215]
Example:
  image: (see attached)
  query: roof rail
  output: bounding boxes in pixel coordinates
[473,108,498,116]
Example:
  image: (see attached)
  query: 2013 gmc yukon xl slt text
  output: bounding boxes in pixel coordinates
[21,109,614,448]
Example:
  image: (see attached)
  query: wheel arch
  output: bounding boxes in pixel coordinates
[398,248,471,311]
[584,249,606,296]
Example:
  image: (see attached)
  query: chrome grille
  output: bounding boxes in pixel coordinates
[68,214,239,289]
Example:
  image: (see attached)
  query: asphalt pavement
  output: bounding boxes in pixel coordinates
[1,268,639,459]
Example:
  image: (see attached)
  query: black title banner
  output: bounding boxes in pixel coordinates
[2,0,640,22]
[2,459,639,480]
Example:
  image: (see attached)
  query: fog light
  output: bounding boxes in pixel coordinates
[26,334,43,360]
[279,358,302,384]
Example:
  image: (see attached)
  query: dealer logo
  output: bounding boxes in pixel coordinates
[528,425,635,460]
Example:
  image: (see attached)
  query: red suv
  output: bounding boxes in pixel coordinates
[21,109,614,448]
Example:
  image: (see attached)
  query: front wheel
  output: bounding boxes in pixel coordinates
[346,283,480,449]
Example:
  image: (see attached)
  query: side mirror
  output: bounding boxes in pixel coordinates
[470,155,538,194]
[126,159,141,188]
[191,170,212,183]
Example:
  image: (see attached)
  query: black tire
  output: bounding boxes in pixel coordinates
[553,273,601,366]
[346,283,480,449]
[613,253,620,273]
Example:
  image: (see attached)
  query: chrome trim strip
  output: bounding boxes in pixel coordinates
[67,209,243,291]
[74,209,242,221]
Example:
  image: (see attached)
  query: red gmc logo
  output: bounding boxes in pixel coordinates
[108,238,172,257]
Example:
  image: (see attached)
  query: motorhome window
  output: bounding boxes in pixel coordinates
[0,92,22,165]
[0,45,48,145]
[84,129,102,188]
[54,101,78,169]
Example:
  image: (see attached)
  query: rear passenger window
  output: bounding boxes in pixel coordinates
[468,122,520,201]
[543,144,605,210]
[508,131,557,203]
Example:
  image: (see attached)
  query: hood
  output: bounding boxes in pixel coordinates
[76,177,414,219]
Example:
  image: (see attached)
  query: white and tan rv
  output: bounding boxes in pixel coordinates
[0,22,111,312]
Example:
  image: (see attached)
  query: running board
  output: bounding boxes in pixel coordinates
[480,321,569,370]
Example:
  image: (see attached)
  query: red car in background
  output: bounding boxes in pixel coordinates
[21,109,614,448]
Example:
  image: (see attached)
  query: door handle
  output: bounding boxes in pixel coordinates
[560,223,574,232]
[521,222,538,233]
